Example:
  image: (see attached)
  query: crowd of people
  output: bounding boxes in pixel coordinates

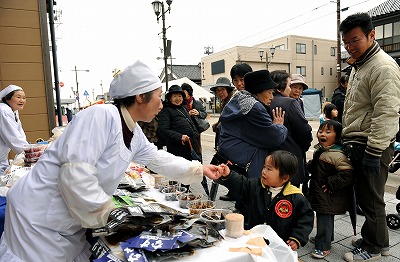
[0,12,399,262]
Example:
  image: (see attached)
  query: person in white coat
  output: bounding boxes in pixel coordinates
[0,85,28,176]
[0,60,223,261]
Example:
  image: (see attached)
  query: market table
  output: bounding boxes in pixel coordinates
[100,185,298,262]
[0,165,298,262]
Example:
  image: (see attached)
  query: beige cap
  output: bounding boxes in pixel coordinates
[290,74,308,90]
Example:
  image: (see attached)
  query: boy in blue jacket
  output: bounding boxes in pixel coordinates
[216,150,314,250]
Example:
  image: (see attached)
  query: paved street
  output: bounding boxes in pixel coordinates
[192,113,400,261]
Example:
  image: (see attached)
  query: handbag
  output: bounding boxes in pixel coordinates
[193,117,210,133]
[187,139,202,162]
[211,148,258,176]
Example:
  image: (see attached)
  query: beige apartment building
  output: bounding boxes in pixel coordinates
[201,35,338,99]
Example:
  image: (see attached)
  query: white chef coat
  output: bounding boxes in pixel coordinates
[0,103,27,175]
[0,104,203,262]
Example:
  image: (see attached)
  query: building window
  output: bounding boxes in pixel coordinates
[296,66,306,76]
[314,45,317,55]
[330,68,333,75]
[211,60,225,75]
[394,21,400,36]
[384,23,393,38]
[375,25,383,39]
[330,47,336,56]
[275,44,285,50]
[296,43,306,54]
[321,67,324,75]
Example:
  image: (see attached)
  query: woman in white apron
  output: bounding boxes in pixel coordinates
[0,85,28,176]
[0,61,223,261]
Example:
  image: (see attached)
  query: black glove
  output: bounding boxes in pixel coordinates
[362,154,380,176]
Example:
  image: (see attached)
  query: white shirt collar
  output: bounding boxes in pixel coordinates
[121,106,136,132]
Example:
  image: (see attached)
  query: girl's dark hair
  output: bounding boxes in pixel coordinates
[113,90,154,108]
[270,70,290,92]
[230,63,253,80]
[339,12,373,35]
[181,83,193,97]
[267,150,298,179]
[323,103,338,120]
[340,75,349,85]
[319,120,342,142]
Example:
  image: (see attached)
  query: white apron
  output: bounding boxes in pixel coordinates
[0,103,27,175]
[0,104,202,261]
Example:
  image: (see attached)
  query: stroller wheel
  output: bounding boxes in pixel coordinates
[397,203,400,214]
[386,214,400,230]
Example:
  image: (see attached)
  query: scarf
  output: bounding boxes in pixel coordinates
[347,41,380,69]
[186,96,194,111]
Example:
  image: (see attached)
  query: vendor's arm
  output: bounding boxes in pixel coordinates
[145,150,222,184]
[59,162,114,228]
[57,107,117,228]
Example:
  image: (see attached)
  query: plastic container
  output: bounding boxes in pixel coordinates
[23,144,47,166]
[178,193,202,209]
[162,186,178,201]
[187,199,216,216]
[200,208,232,231]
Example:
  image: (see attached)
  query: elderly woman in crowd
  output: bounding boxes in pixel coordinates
[270,70,313,195]
[210,77,235,151]
[0,60,222,261]
[215,70,287,227]
[0,85,28,176]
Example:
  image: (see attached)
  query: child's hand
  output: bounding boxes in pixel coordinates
[322,184,332,194]
[286,239,299,251]
[219,163,231,177]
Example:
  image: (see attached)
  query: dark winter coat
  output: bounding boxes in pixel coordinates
[218,91,287,178]
[189,98,208,133]
[216,172,314,247]
[308,144,354,215]
[331,86,346,123]
[157,102,201,161]
[270,93,312,185]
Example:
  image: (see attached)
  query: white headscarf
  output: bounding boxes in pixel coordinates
[0,85,23,100]
[109,60,162,99]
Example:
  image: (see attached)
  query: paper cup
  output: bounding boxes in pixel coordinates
[225,213,244,238]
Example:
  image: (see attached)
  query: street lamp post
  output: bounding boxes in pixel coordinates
[151,0,172,91]
[258,47,276,70]
[71,66,89,110]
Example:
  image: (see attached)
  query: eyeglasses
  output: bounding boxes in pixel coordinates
[342,32,370,48]
[342,38,362,48]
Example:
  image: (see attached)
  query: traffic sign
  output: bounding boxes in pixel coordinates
[83,90,89,97]
[59,82,64,87]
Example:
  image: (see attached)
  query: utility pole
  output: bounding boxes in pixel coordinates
[71,66,89,110]
[337,0,342,86]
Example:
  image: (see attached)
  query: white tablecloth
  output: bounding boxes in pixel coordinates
[107,187,298,262]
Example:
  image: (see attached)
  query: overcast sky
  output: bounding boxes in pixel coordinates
[54,0,386,101]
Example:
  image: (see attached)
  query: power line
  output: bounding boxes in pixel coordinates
[214,0,380,61]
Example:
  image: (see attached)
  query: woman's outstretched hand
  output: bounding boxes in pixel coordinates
[272,107,285,125]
